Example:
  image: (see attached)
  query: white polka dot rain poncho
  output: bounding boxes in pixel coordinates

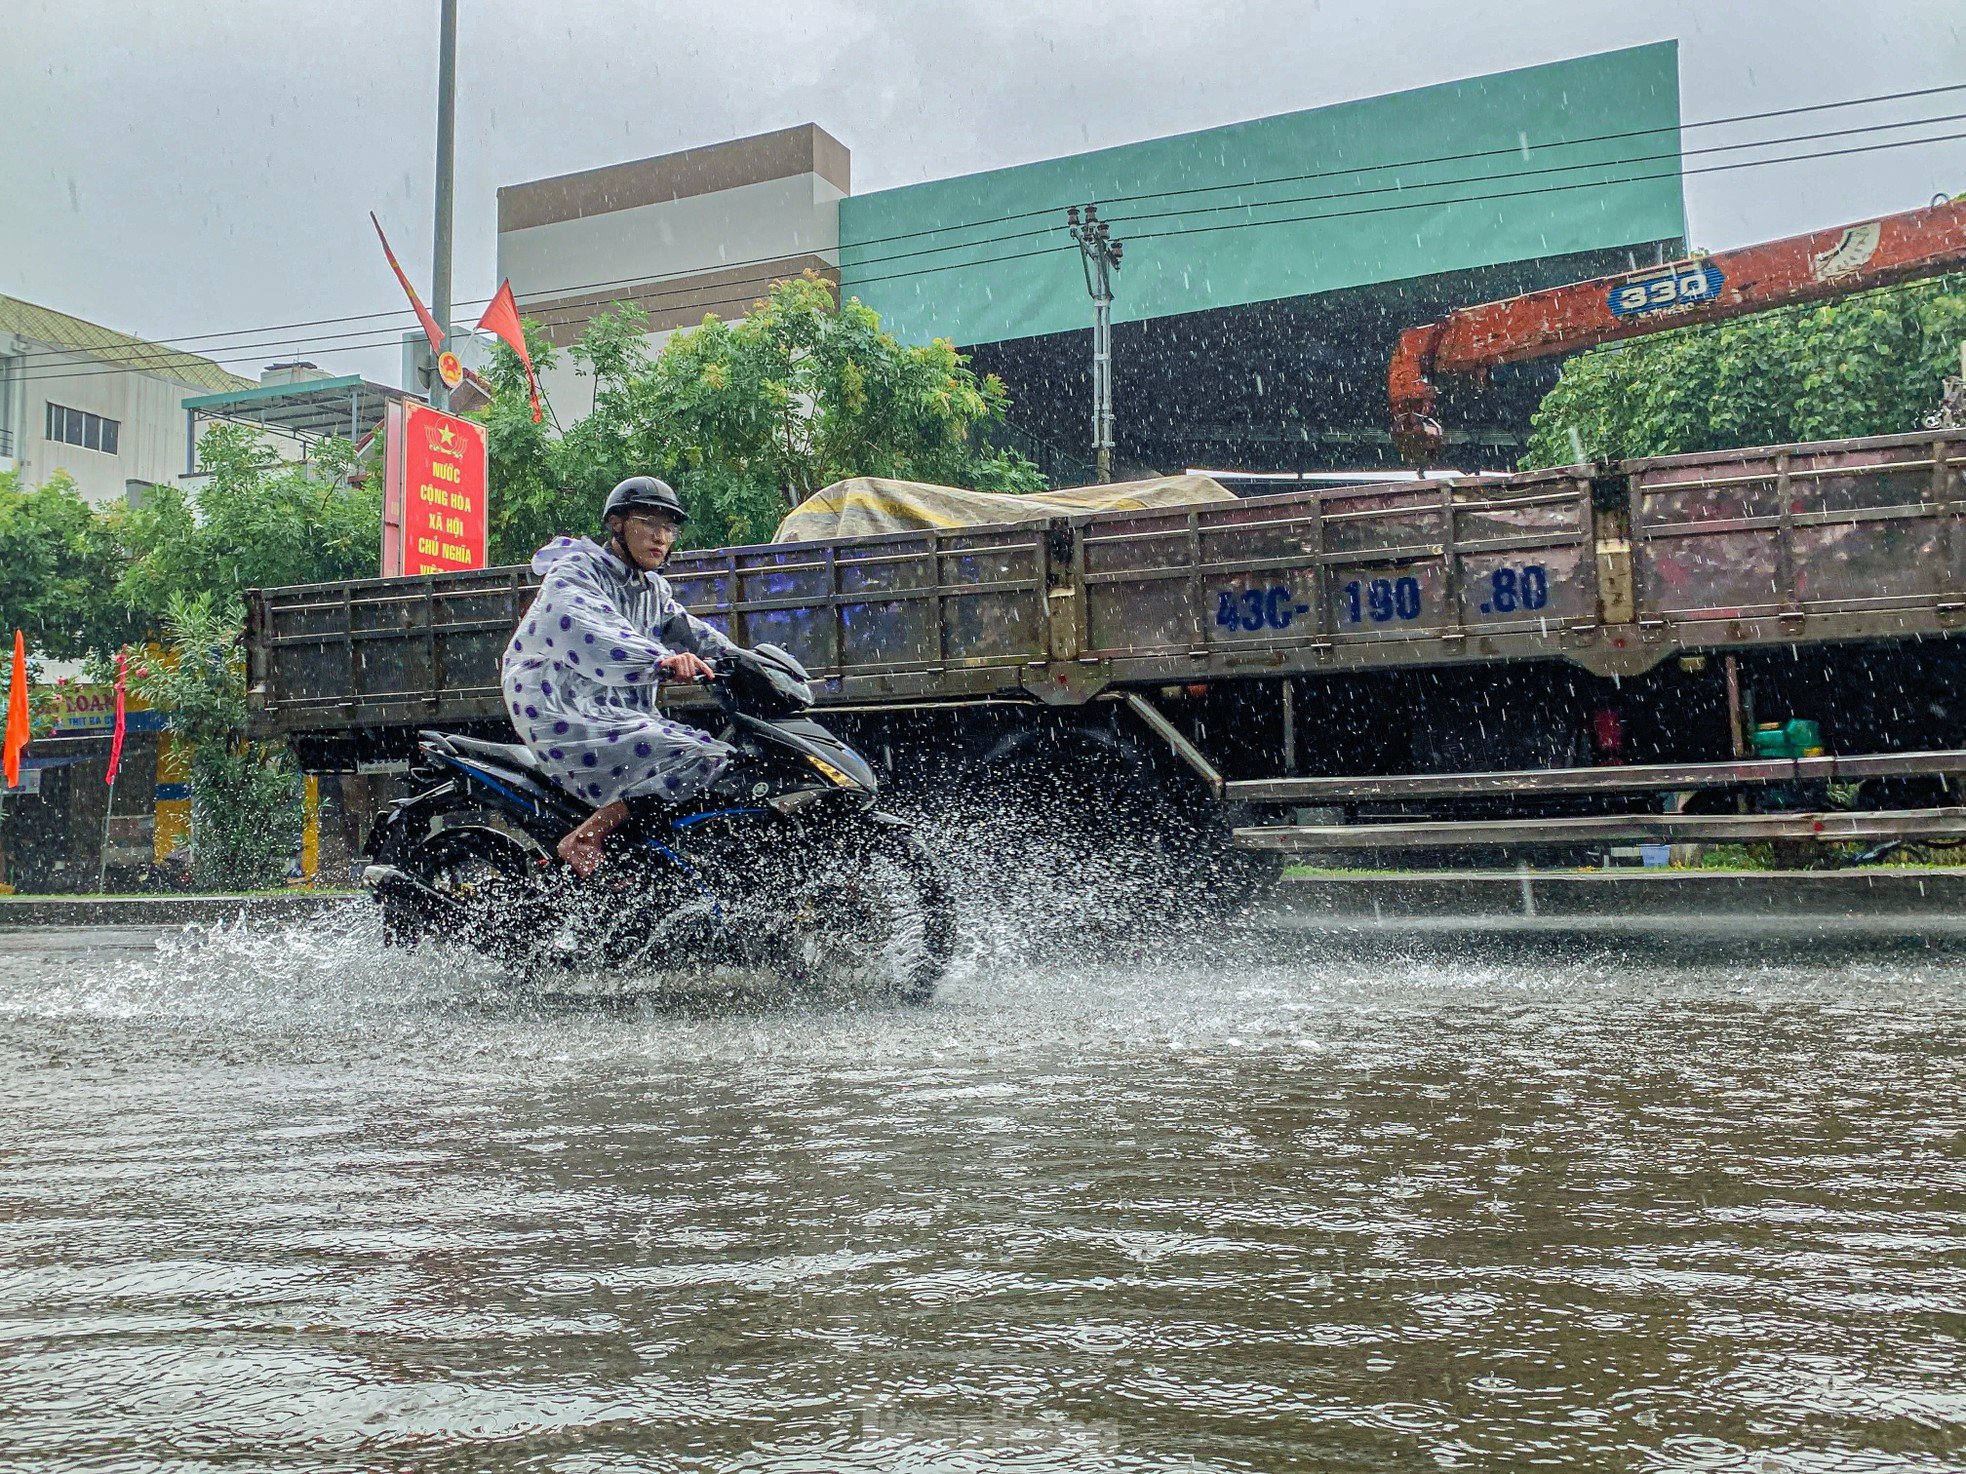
[501,536,739,810]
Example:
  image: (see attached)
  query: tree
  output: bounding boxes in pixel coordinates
[104,431,379,885]
[479,273,1045,561]
[116,424,383,620]
[1,436,371,888]
[0,467,139,658]
[0,653,62,747]
[1522,276,1966,468]
[478,325,567,568]
[0,428,377,890]
[130,593,299,890]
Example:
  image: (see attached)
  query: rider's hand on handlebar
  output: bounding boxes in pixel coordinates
[659,652,717,684]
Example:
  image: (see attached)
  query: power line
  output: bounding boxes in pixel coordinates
[24,77,1966,364]
[1081,81,1966,222]
[22,127,1966,395]
[18,122,1966,391]
[17,99,1966,382]
[1105,108,1966,230]
[1127,124,1966,244]
[24,108,1966,387]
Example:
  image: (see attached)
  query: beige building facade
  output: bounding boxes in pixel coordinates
[495,124,849,421]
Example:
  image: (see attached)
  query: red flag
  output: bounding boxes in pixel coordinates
[104,650,128,787]
[475,279,545,424]
[370,212,446,355]
[3,630,27,791]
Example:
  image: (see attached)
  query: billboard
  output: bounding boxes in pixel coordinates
[382,401,489,576]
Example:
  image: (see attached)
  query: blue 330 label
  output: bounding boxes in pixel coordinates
[1608,262,1725,318]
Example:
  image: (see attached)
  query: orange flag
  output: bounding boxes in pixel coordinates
[370,211,446,355]
[475,279,545,423]
[4,630,28,791]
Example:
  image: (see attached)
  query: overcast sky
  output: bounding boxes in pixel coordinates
[5,0,1964,388]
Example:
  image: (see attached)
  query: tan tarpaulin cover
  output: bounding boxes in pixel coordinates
[773,474,1237,543]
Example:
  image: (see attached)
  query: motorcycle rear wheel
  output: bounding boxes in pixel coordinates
[380,823,550,968]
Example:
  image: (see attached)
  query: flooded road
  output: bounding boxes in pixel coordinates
[3,909,1964,1471]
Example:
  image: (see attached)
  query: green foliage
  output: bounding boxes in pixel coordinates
[478,324,568,570]
[0,467,141,658]
[3,426,384,662]
[117,425,382,621]
[130,594,246,749]
[1523,276,1966,467]
[132,593,299,889]
[477,273,1045,561]
[184,745,303,891]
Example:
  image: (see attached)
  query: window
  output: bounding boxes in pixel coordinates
[45,402,119,455]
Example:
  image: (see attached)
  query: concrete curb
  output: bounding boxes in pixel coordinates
[1279,869,1966,918]
[2,872,1960,930]
[0,893,366,928]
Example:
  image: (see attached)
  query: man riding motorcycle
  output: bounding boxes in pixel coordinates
[501,476,737,877]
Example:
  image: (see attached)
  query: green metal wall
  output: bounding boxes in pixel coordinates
[838,43,1684,347]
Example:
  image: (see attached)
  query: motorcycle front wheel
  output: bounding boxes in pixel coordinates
[764,823,955,1004]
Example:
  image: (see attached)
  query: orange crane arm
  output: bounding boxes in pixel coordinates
[1389,196,1966,464]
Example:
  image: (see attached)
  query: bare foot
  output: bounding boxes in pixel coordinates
[556,800,629,878]
[556,828,607,877]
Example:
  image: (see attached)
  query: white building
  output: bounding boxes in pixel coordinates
[495,124,848,422]
[0,295,254,506]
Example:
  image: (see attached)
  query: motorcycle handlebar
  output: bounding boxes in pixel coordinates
[655,657,720,686]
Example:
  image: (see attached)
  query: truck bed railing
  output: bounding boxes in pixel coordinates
[662,522,1053,701]
[248,429,1966,740]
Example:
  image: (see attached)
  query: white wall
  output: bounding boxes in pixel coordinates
[2,333,198,505]
[500,170,840,436]
[0,351,18,475]
[499,174,843,302]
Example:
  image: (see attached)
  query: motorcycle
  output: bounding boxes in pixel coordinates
[360,644,955,1001]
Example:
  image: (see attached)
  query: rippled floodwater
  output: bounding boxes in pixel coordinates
[3,907,1964,1471]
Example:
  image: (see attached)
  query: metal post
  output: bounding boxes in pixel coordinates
[1093,288,1112,483]
[430,0,458,412]
[1724,654,1746,758]
[1068,205,1123,483]
[97,772,115,893]
[1281,680,1298,775]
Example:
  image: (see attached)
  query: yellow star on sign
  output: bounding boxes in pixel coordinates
[434,422,458,449]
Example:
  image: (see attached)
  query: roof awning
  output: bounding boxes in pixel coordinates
[182,375,413,457]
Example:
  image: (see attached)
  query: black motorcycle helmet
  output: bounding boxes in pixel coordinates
[602,475,687,527]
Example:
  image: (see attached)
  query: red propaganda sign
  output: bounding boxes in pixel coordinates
[381,401,489,576]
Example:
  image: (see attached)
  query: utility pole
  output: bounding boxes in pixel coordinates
[1068,204,1123,482]
[429,0,458,411]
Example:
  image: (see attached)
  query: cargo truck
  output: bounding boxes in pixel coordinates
[249,428,1966,875]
